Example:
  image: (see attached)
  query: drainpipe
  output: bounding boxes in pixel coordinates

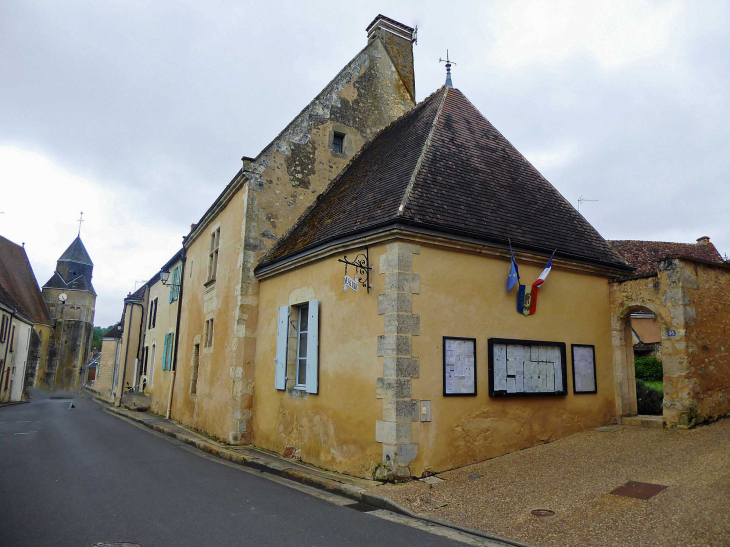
[133,290,146,389]
[166,248,186,419]
[116,301,143,407]
[1,307,17,400]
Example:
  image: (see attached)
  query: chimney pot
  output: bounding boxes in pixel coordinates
[697,236,710,245]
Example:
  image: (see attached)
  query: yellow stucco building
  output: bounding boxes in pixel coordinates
[253,86,633,479]
[167,15,418,443]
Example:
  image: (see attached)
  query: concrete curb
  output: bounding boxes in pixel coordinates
[0,400,29,409]
[99,399,531,547]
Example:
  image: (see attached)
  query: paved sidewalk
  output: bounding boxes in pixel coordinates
[372,419,730,547]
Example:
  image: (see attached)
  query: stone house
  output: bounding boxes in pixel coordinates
[0,235,53,402]
[95,321,123,400]
[608,237,729,426]
[94,285,147,404]
[253,85,633,478]
[165,15,418,443]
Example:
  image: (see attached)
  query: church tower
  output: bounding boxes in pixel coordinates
[40,235,97,390]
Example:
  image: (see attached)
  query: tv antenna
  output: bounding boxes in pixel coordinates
[439,50,456,87]
[578,195,599,212]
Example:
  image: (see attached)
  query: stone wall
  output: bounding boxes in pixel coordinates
[609,258,730,426]
[684,261,730,421]
[95,338,120,401]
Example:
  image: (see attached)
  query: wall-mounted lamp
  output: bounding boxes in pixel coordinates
[159,266,180,288]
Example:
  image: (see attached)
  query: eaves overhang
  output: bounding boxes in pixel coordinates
[255,220,635,280]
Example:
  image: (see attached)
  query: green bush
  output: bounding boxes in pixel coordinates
[636,380,663,415]
[635,356,663,381]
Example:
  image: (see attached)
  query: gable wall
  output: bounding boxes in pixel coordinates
[171,36,415,443]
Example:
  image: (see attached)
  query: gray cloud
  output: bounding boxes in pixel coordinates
[1,1,728,325]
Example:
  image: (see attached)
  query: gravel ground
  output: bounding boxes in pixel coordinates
[373,419,730,547]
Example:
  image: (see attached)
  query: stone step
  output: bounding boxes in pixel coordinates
[622,415,664,428]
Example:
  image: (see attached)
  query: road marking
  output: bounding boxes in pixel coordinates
[17,421,31,423]
[13,431,38,435]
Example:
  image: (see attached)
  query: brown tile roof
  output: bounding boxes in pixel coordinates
[608,239,724,276]
[0,235,52,325]
[103,321,123,339]
[258,87,629,271]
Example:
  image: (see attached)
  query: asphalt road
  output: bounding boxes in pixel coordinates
[0,390,471,547]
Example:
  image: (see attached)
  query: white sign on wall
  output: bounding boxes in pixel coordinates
[489,339,567,397]
[343,275,359,293]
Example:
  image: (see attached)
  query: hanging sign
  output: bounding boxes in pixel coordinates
[343,274,359,293]
[338,249,372,294]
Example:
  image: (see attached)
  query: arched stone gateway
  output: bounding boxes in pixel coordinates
[609,256,730,427]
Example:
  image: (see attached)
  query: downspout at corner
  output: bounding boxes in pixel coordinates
[166,247,186,420]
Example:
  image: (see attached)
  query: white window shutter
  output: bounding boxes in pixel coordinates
[305,299,319,394]
[275,306,290,390]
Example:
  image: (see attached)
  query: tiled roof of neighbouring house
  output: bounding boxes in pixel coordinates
[104,321,123,339]
[0,235,52,325]
[58,236,93,266]
[258,86,629,271]
[608,239,724,276]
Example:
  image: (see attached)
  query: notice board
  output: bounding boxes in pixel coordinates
[488,338,567,397]
[572,344,597,394]
[443,337,477,396]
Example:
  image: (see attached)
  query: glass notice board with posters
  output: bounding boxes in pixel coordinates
[443,337,477,396]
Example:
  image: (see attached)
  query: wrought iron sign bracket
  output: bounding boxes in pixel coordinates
[338,248,372,294]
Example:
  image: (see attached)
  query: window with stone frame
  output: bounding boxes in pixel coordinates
[207,228,220,283]
[190,343,200,395]
[275,299,318,394]
[148,298,158,329]
[204,318,214,348]
[332,132,345,154]
[295,304,309,388]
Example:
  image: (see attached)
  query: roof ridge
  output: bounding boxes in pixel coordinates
[398,87,449,217]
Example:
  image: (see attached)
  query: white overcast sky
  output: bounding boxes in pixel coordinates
[1,0,728,327]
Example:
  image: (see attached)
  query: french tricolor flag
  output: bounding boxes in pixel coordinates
[532,251,555,289]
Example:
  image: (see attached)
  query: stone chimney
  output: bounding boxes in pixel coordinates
[366,14,416,101]
[697,236,711,245]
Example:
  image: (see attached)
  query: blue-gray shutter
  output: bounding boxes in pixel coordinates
[305,299,319,394]
[275,306,289,390]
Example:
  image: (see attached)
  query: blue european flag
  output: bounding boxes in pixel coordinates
[506,241,520,292]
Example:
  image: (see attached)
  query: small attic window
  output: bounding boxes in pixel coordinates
[332,133,345,154]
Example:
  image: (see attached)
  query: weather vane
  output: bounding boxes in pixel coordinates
[439,50,456,87]
[77,211,84,235]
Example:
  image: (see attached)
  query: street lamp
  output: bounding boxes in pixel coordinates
[159,266,180,288]
[160,266,171,284]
